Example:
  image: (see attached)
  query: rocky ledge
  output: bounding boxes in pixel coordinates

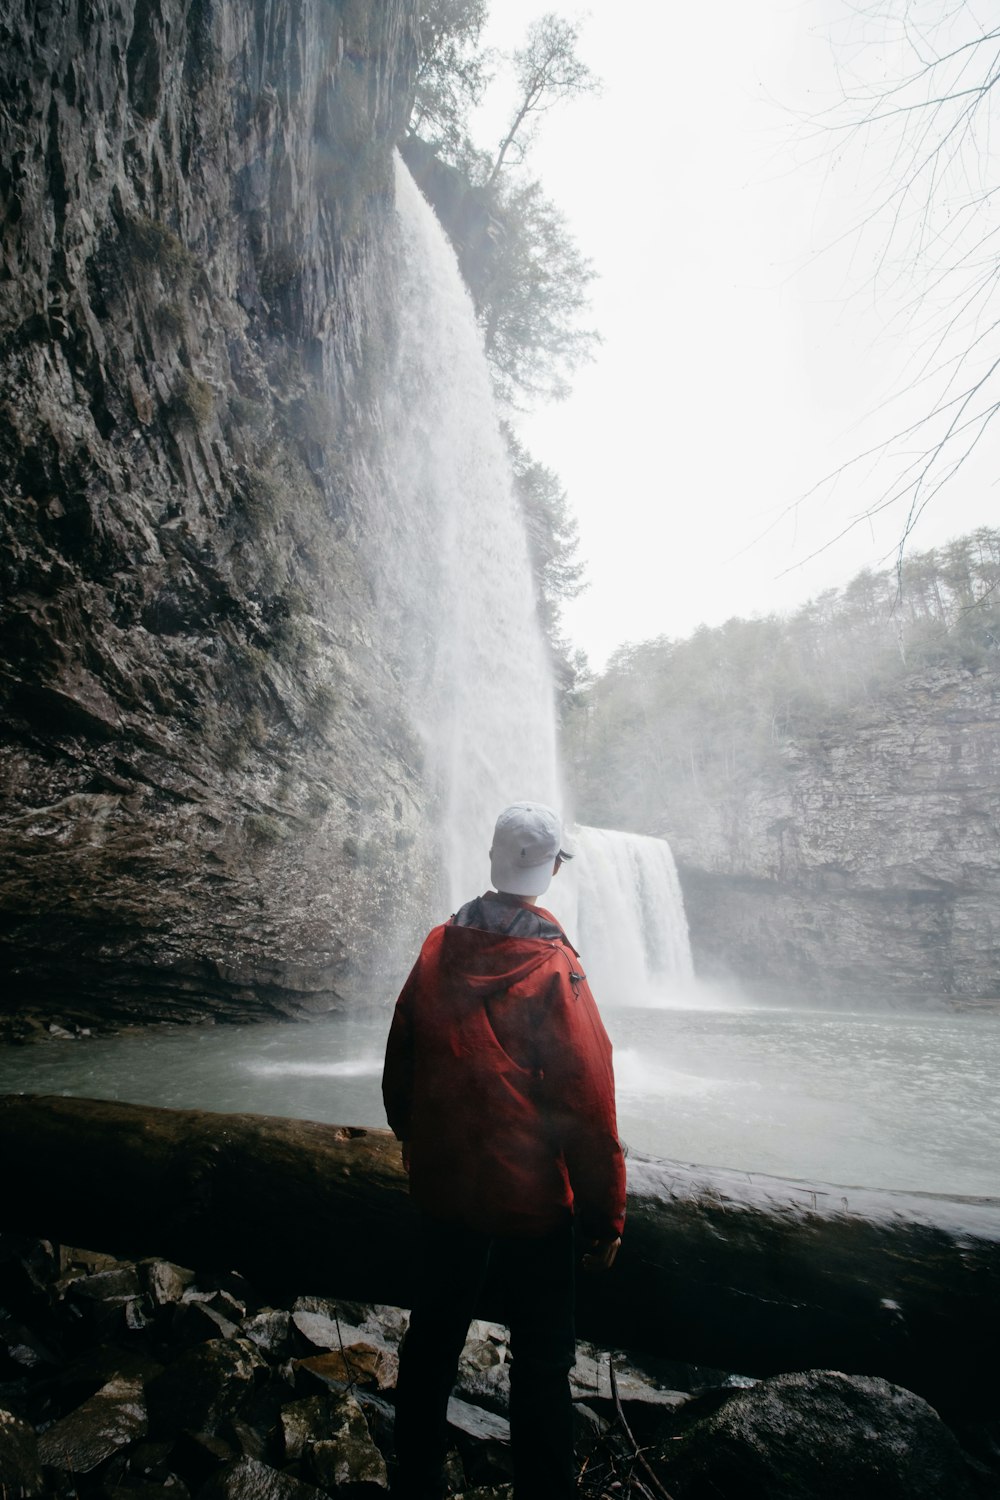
[1,1235,996,1500]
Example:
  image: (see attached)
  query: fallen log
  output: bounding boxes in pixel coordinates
[2,1093,997,1419]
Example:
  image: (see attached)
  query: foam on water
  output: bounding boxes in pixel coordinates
[244,1058,383,1079]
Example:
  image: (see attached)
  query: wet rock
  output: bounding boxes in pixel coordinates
[140,1258,197,1306]
[0,1407,43,1495]
[37,1373,147,1473]
[46,1345,163,1414]
[147,1338,264,1437]
[172,1298,245,1345]
[295,1343,398,1393]
[227,1373,299,1467]
[350,1305,410,1347]
[656,1369,988,1500]
[196,1453,328,1499]
[277,1388,388,1492]
[61,1264,142,1303]
[446,1397,509,1445]
[243,1310,295,1362]
[59,1262,149,1339]
[351,1390,396,1465]
[306,1392,388,1494]
[187,1274,257,1319]
[0,1315,60,1376]
[290,1296,364,1352]
[280,1394,330,1462]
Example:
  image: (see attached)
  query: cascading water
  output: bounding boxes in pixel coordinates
[380,158,561,909]
[381,160,694,997]
[546,826,694,1007]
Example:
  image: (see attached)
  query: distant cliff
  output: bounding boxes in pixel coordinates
[567,563,1000,1007]
[0,0,431,1031]
[674,664,1000,1005]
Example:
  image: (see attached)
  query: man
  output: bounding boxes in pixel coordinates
[382,801,626,1500]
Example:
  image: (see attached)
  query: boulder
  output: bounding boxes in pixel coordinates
[656,1369,990,1499]
[37,1373,147,1474]
[147,1338,264,1437]
[279,1389,388,1493]
[140,1258,197,1306]
[243,1310,296,1362]
[295,1344,398,1393]
[196,1454,328,1499]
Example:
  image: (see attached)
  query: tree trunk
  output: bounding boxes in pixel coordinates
[2,1094,997,1419]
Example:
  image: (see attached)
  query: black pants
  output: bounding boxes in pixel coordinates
[392,1215,577,1500]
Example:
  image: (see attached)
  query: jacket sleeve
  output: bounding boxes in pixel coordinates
[381,960,418,1141]
[534,957,627,1242]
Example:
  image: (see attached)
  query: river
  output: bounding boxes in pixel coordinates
[1,1002,996,1197]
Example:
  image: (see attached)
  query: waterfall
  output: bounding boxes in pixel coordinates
[381,157,561,910]
[546,826,695,1007]
[381,161,694,1000]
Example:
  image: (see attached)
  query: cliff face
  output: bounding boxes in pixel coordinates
[673,667,1000,1005]
[0,0,434,1031]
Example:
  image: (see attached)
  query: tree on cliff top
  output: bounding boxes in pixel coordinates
[486,13,600,185]
[405,5,600,409]
[411,0,493,157]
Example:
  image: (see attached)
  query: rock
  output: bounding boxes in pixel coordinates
[295,1343,398,1393]
[172,1298,245,1345]
[446,1396,510,1444]
[0,0,430,1030]
[147,1338,264,1437]
[279,1388,388,1492]
[656,1369,988,1499]
[45,1345,163,1414]
[37,1373,147,1474]
[196,1454,327,1500]
[674,666,1000,1002]
[0,1316,60,1375]
[306,1392,388,1494]
[140,1258,197,1306]
[291,1304,354,1352]
[60,1264,142,1302]
[0,1407,43,1495]
[243,1310,295,1362]
[280,1394,330,1462]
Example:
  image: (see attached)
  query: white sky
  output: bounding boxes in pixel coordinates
[472,1,999,668]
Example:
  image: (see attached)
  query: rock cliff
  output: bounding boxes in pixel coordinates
[0,0,435,1031]
[673,666,1000,1004]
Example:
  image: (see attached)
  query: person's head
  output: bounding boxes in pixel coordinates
[489,802,572,900]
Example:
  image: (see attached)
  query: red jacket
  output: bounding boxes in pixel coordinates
[382,893,626,1240]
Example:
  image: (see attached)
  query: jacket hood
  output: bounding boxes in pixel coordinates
[436,919,565,1000]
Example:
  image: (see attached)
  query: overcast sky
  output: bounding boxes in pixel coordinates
[472,1,998,668]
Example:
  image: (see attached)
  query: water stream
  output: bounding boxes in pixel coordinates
[379,158,561,909]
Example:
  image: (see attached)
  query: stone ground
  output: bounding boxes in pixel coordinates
[1,1235,996,1499]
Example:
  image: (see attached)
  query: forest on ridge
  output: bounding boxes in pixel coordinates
[565,528,1000,840]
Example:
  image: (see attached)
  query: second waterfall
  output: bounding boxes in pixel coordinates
[378,159,693,999]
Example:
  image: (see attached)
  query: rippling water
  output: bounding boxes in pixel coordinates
[1,1005,996,1197]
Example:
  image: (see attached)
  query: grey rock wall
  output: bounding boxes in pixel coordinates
[673,667,1000,1004]
[0,0,432,1031]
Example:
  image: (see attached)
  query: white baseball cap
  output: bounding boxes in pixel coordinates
[489,802,571,898]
